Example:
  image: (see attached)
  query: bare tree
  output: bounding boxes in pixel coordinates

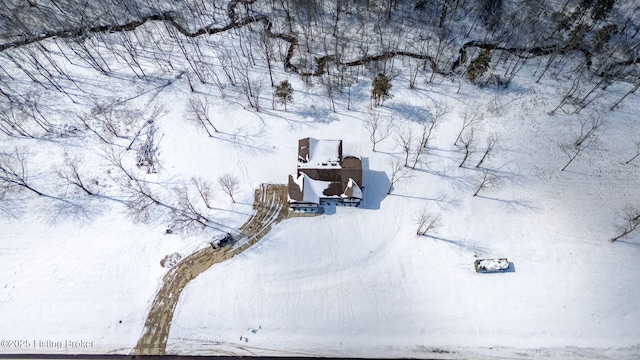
[233,48,264,112]
[411,103,447,169]
[411,121,432,170]
[575,116,602,147]
[105,147,136,182]
[0,147,44,196]
[473,169,500,196]
[387,158,412,194]
[610,82,640,111]
[625,138,640,164]
[459,128,475,167]
[0,106,34,138]
[184,97,218,136]
[610,206,640,243]
[76,112,111,144]
[169,185,211,233]
[560,117,601,171]
[396,128,413,167]
[258,31,276,87]
[56,155,96,196]
[325,73,337,113]
[365,111,392,151]
[89,101,139,140]
[549,72,584,115]
[105,147,165,222]
[127,180,161,223]
[136,124,161,174]
[559,143,585,172]
[0,99,51,138]
[243,77,264,112]
[126,105,165,151]
[192,176,214,209]
[414,208,441,236]
[421,117,441,150]
[218,173,239,203]
[476,132,500,168]
[454,107,482,146]
[125,173,167,223]
[431,100,450,127]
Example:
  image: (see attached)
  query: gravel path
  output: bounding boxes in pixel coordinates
[132,184,289,355]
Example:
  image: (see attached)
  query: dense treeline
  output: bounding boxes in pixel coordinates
[1,1,639,101]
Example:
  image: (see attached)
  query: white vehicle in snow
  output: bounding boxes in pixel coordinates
[474,258,510,273]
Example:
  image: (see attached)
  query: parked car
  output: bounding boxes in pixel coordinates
[210,233,235,250]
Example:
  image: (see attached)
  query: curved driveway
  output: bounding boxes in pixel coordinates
[132,184,289,355]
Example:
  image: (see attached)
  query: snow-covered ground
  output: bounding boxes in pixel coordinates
[1,17,640,359]
[162,74,640,359]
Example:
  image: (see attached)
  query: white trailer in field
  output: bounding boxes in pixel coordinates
[474,258,510,273]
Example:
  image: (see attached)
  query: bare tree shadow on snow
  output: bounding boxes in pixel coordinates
[45,194,104,225]
[616,240,640,250]
[425,234,490,256]
[410,83,463,101]
[489,164,529,185]
[0,196,28,219]
[295,104,337,124]
[474,195,538,213]
[208,128,274,154]
[388,192,460,208]
[414,166,477,192]
[388,103,432,124]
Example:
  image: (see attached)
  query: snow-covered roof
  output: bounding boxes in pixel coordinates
[290,138,362,204]
[288,173,347,204]
[292,173,304,192]
[298,138,342,169]
[303,175,336,203]
[342,178,363,199]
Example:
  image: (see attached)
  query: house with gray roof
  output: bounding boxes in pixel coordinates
[288,138,363,213]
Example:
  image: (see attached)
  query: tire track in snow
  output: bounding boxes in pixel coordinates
[132,184,289,355]
[167,337,329,357]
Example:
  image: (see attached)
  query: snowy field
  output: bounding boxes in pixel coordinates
[163,74,640,359]
[1,63,639,358]
[1,3,640,358]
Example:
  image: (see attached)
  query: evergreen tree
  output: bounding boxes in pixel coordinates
[274,80,293,111]
[591,0,615,20]
[371,73,392,107]
[466,49,491,84]
[580,0,616,20]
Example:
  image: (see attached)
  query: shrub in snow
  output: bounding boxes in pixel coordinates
[160,253,182,268]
